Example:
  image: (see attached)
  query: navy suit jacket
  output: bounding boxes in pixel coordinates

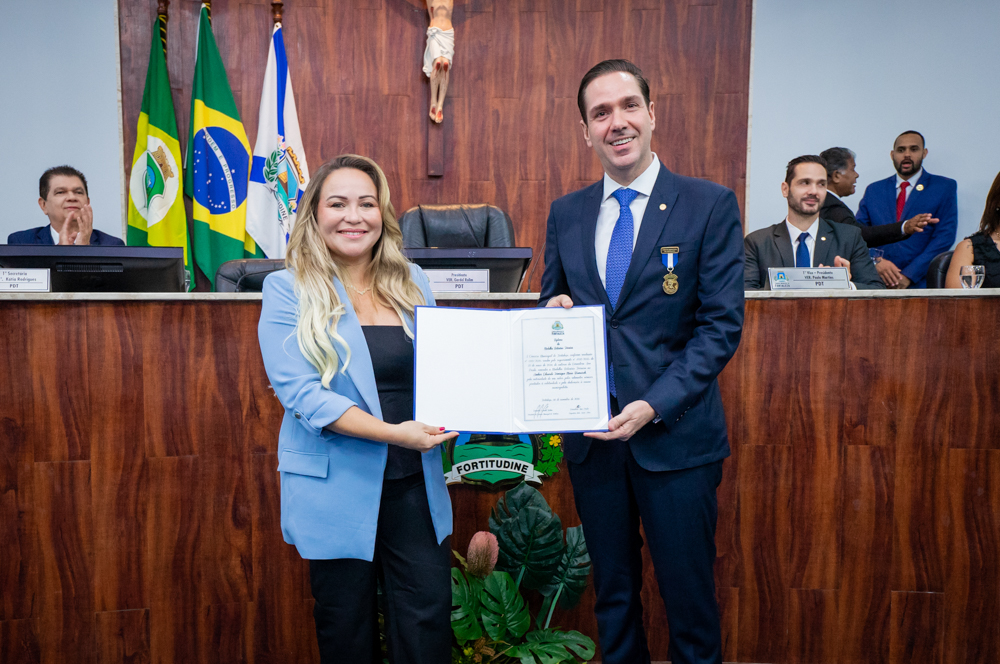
[7,225,125,246]
[855,170,957,287]
[539,163,745,472]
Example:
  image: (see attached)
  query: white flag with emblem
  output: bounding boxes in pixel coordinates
[247,23,310,259]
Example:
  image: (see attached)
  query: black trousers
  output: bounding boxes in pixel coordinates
[308,473,452,664]
[568,399,724,664]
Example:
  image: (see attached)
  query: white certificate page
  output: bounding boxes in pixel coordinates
[510,308,608,432]
[413,306,609,434]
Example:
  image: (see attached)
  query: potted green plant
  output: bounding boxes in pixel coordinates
[451,483,595,664]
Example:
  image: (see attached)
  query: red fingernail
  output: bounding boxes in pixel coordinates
[439,427,445,431]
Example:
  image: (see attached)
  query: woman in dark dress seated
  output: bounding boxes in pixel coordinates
[258,154,457,664]
[946,170,1000,288]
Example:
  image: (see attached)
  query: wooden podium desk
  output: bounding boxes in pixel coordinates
[1,290,998,663]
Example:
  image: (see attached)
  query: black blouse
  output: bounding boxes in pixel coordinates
[968,232,1000,288]
[361,325,423,479]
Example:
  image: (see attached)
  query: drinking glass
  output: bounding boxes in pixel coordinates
[960,264,985,289]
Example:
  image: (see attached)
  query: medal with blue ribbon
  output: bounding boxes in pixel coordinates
[661,247,679,294]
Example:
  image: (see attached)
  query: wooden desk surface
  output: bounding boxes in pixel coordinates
[0,295,997,663]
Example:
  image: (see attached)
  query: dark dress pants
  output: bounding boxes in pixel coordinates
[568,434,724,664]
[308,473,452,664]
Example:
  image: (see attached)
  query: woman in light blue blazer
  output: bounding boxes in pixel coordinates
[258,154,457,664]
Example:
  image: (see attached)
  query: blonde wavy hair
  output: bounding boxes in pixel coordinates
[285,154,425,388]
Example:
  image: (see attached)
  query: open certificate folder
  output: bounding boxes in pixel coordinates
[413,306,611,434]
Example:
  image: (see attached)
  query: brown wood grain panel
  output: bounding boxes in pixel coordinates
[95,609,150,664]
[35,608,95,664]
[790,444,842,590]
[737,444,791,663]
[34,462,93,615]
[838,445,893,664]
[199,455,253,607]
[892,446,948,593]
[0,306,35,623]
[491,97,520,212]
[88,303,148,613]
[26,305,91,462]
[944,449,1000,664]
[788,589,837,664]
[142,304,245,459]
[489,0,520,97]
[546,0,579,100]
[889,591,943,664]
[240,310,284,457]
[943,301,1000,449]
[717,586,738,663]
[201,602,252,664]
[0,619,40,664]
[518,9,547,182]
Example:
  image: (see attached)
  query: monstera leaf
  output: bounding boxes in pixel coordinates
[479,571,530,642]
[536,525,592,629]
[490,483,565,590]
[503,628,596,664]
[451,568,483,643]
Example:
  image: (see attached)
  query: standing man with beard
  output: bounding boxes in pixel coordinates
[744,155,883,290]
[855,131,957,288]
[540,59,745,664]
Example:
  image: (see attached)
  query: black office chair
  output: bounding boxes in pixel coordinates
[925,250,953,288]
[398,204,515,248]
[215,259,285,292]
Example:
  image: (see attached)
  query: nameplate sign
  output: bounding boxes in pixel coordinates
[0,269,50,292]
[425,269,490,293]
[768,267,850,290]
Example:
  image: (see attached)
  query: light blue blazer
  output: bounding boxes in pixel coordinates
[257,264,452,561]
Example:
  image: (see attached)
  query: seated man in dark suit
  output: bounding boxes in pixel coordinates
[745,155,884,290]
[8,165,125,246]
[819,147,937,248]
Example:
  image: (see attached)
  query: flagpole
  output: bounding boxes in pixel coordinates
[271,0,283,26]
[157,0,169,58]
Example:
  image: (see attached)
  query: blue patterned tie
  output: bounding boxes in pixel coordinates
[795,232,811,268]
[606,187,638,397]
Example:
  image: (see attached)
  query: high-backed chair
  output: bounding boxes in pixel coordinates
[215,258,285,292]
[398,204,515,248]
[925,250,954,289]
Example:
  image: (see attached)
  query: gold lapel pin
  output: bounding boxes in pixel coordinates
[916,184,924,191]
[821,237,827,241]
[659,203,667,210]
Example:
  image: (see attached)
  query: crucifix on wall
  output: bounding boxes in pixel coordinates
[423,0,453,176]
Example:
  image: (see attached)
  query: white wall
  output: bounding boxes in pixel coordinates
[746,0,1000,241]
[0,0,123,243]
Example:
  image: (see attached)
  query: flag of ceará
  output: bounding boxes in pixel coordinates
[184,3,261,290]
[247,23,310,260]
[127,14,194,290]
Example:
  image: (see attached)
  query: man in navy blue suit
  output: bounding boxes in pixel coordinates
[7,165,124,246]
[855,131,957,288]
[540,59,744,664]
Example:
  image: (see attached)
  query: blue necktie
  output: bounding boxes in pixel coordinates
[795,232,811,268]
[606,187,638,397]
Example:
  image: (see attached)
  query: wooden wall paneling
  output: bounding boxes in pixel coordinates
[234,3,273,143]
[736,444,791,663]
[141,303,197,458]
[146,455,201,664]
[0,305,35,624]
[454,97,494,184]
[491,98,520,212]
[546,0,579,100]
[26,305,91,462]
[87,303,148,613]
[944,449,1000,664]
[200,601,252,664]
[198,454,252,608]
[888,591,944,664]
[489,0,520,97]
[33,461,94,663]
[790,302,845,592]
[249,453,313,662]
[0,619,40,664]
[383,1,426,101]
[943,302,1000,450]
[240,312,284,457]
[94,609,150,664]
[717,585,738,663]
[837,444,894,664]
[512,181,548,291]
[518,9,547,183]
[787,589,838,664]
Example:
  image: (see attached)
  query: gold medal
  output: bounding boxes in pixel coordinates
[663,273,678,295]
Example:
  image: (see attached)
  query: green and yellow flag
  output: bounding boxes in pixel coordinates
[127,13,194,290]
[185,4,262,290]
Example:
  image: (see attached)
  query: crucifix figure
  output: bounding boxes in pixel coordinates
[423,0,454,124]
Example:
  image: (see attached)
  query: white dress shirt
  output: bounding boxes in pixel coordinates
[595,154,661,287]
[49,225,59,244]
[896,168,923,203]
[785,218,820,267]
